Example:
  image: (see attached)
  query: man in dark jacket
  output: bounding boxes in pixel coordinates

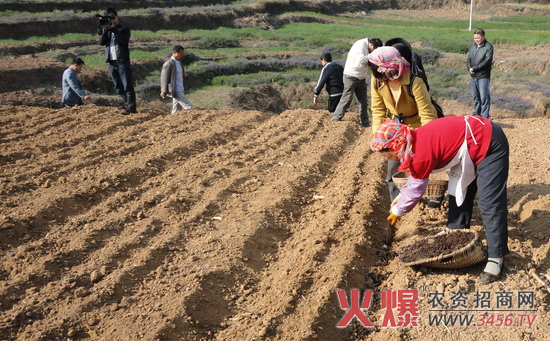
[467,28,493,118]
[313,53,344,113]
[99,7,137,115]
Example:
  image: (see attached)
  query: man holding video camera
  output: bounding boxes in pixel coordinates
[98,7,137,115]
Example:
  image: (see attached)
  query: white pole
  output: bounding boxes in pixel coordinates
[469,0,474,31]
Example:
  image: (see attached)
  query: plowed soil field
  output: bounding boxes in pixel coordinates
[1,103,550,340]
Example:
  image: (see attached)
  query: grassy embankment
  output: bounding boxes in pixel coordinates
[1,8,549,113]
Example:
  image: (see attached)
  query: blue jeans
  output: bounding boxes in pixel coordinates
[109,60,137,112]
[470,78,490,118]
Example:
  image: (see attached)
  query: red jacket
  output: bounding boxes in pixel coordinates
[409,115,493,179]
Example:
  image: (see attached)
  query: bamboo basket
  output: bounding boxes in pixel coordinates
[399,229,486,269]
[392,171,448,207]
[392,171,448,196]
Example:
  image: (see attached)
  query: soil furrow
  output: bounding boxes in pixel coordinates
[0,109,229,195]
[26,110,355,340]
[0,111,266,251]
[0,109,326,338]
[212,129,379,340]
[145,115,366,340]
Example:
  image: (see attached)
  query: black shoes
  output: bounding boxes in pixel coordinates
[121,109,137,115]
[479,271,500,284]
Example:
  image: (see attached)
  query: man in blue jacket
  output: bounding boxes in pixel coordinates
[61,57,91,107]
[467,28,493,118]
[313,53,344,113]
[99,7,137,115]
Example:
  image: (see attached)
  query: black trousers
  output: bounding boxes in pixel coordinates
[447,122,509,258]
[109,60,137,112]
[386,159,401,202]
[328,95,342,113]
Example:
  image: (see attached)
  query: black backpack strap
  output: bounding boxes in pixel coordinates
[407,72,444,118]
[407,73,416,99]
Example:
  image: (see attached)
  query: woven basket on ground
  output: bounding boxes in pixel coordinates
[399,229,486,269]
[392,171,448,198]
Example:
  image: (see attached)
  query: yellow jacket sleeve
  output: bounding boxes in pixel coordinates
[370,75,388,133]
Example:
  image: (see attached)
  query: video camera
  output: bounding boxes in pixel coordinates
[96,13,115,28]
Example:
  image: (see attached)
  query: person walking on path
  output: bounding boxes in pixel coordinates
[467,28,493,118]
[331,38,382,127]
[160,45,194,113]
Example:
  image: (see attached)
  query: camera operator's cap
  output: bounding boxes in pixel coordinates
[105,7,117,16]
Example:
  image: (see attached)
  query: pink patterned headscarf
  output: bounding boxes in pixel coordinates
[368,46,411,80]
[371,119,414,172]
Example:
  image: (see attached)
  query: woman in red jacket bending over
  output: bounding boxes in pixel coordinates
[372,116,509,284]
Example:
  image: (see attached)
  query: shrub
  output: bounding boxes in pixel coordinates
[194,37,240,49]
[414,48,441,65]
[491,93,534,113]
[230,84,288,113]
[433,41,470,54]
[182,52,200,66]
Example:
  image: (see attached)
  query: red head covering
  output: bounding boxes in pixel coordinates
[371,119,414,172]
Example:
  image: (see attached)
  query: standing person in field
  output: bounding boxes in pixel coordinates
[331,38,383,127]
[368,46,438,202]
[313,53,344,113]
[160,45,194,113]
[61,57,91,107]
[99,7,137,115]
[372,116,509,284]
[467,28,493,119]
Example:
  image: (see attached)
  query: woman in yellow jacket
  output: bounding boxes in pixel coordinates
[368,45,438,201]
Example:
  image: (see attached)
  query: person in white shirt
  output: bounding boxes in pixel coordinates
[331,38,382,127]
[160,45,193,113]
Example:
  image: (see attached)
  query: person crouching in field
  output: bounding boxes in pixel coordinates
[61,57,91,107]
[371,116,509,284]
[368,46,438,202]
[160,45,193,113]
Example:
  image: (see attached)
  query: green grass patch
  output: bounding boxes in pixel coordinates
[489,14,550,24]
[186,85,236,110]
[68,54,106,70]
[0,32,94,46]
[211,68,319,87]
[292,11,550,31]
[75,50,165,70]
